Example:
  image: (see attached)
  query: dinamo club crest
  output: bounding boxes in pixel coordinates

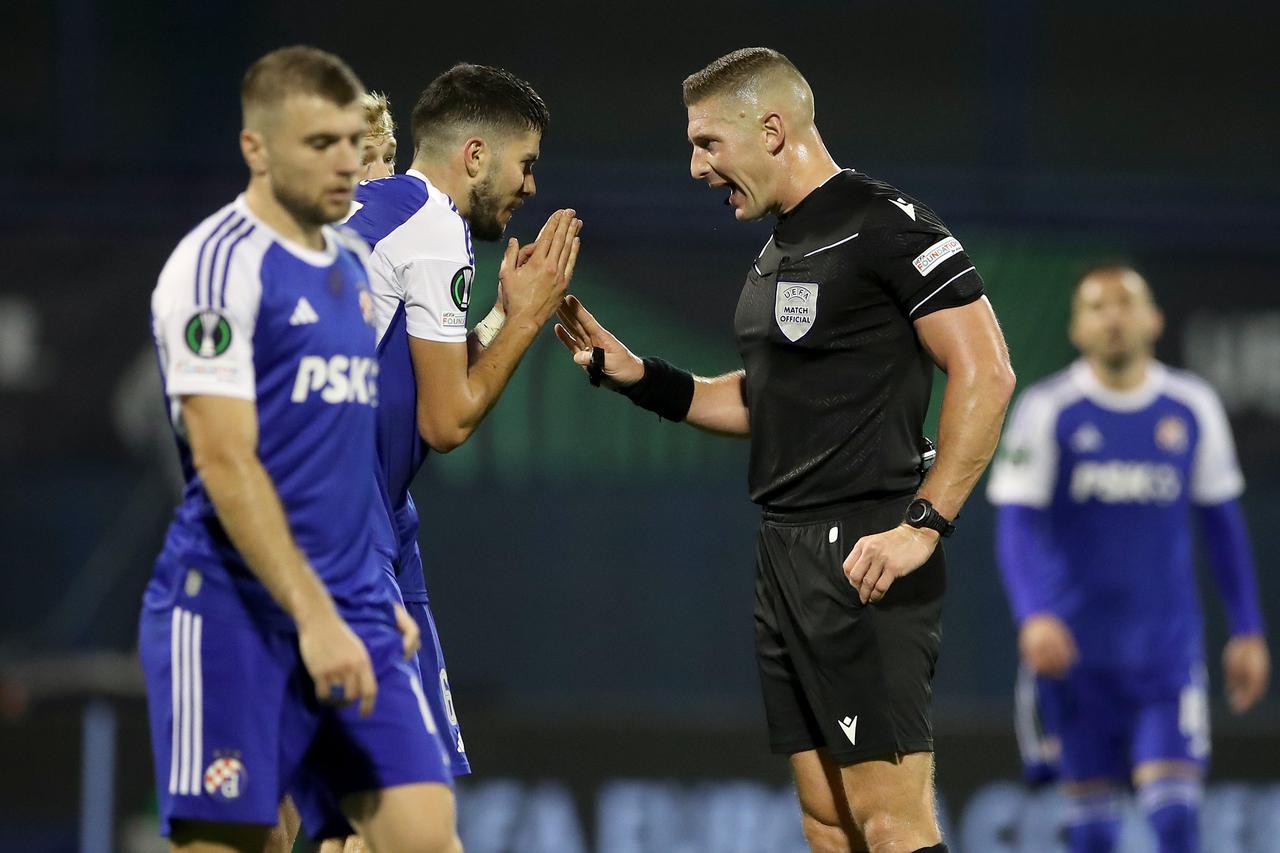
[1155,415,1189,453]
[775,282,819,342]
[203,755,246,800]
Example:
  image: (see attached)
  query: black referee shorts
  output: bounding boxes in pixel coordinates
[754,493,945,766]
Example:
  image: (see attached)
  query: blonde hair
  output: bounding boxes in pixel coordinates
[361,91,396,143]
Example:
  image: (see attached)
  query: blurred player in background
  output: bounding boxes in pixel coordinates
[359,91,397,181]
[557,47,1013,853]
[343,57,579,792]
[988,265,1270,853]
[141,46,459,852]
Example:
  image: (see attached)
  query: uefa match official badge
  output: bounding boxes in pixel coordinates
[775,282,819,342]
[203,754,246,800]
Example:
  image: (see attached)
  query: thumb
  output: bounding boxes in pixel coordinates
[573,349,592,367]
[499,237,518,276]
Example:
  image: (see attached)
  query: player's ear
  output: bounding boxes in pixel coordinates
[240,128,268,176]
[463,137,486,179]
[762,112,785,156]
[1149,305,1165,342]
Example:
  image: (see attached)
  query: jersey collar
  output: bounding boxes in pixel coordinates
[1070,359,1167,411]
[234,195,337,268]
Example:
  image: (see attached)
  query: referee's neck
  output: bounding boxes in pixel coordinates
[776,152,843,216]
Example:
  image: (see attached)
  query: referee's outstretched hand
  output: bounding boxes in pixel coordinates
[843,524,940,605]
[554,295,645,389]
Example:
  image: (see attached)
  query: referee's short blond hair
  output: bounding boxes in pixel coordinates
[361,91,396,142]
[682,47,805,106]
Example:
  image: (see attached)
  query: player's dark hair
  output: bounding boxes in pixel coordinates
[241,46,364,125]
[411,63,550,154]
[682,47,803,106]
[1075,261,1144,293]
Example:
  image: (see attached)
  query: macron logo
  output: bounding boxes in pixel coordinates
[888,197,916,221]
[838,715,858,747]
[289,297,319,326]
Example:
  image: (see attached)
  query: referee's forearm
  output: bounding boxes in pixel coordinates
[917,364,1014,520]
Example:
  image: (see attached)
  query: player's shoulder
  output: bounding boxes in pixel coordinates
[154,198,272,311]
[1158,363,1227,420]
[1011,366,1086,427]
[351,173,468,264]
[348,173,432,246]
[839,171,949,233]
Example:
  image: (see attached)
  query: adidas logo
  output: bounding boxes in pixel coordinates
[289,297,319,326]
[838,715,858,747]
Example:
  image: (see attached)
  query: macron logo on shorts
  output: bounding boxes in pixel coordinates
[838,715,858,747]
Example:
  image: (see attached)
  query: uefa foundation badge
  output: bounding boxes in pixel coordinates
[203,755,247,800]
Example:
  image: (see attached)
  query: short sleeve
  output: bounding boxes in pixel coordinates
[399,258,472,343]
[987,388,1061,508]
[1182,380,1245,505]
[864,196,985,320]
[151,232,261,404]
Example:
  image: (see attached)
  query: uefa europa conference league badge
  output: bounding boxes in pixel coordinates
[775,282,819,342]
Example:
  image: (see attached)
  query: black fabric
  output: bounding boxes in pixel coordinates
[618,356,695,422]
[754,494,945,766]
[735,169,984,510]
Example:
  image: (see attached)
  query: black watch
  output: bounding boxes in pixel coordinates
[903,498,955,538]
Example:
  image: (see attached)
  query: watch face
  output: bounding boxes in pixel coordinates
[908,501,927,523]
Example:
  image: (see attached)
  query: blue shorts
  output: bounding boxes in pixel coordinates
[138,575,453,840]
[404,600,471,777]
[1036,663,1210,783]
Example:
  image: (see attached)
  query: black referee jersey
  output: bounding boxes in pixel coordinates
[734,169,985,511]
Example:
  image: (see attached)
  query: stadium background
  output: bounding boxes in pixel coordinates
[1,1,1278,850]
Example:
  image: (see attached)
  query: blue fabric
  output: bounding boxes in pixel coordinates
[1195,499,1264,636]
[1038,666,1209,783]
[405,599,471,776]
[139,575,449,840]
[1065,790,1121,853]
[149,239,392,631]
[1139,777,1201,853]
[995,505,1068,623]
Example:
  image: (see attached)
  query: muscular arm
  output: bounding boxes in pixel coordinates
[683,370,750,437]
[914,296,1016,520]
[411,314,543,452]
[182,394,335,623]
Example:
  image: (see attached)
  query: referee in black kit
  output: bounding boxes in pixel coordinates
[556,48,1014,853]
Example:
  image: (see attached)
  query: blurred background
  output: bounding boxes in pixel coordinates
[2,1,1278,850]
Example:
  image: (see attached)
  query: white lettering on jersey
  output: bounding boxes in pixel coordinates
[290,355,379,405]
[1069,461,1181,504]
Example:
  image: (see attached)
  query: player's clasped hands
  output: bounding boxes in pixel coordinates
[297,604,379,717]
[499,208,582,327]
[1018,613,1079,679]
[843,524,940,605]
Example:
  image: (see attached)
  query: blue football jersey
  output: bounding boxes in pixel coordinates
[344,170,476,603]
[148,196,393,628]
[988,360,1245,671]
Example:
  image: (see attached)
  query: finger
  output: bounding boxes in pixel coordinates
[557,219,581,275]
[562,234,582,285]
[315,675,334,704]
[843,540,865,580]
[869,568,894,603]
[557,298,593,348]
[540,209,573,259]
[859,558,884,605]
[554,323,582,354]
[534,210,564,255]
[517,243,538,266]
[498,237,518,278]
[572,348,592,367]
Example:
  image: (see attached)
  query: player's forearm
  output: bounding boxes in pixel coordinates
[684,370,751,437]
[1196,500,1266,637]
[917,358,1015,520]
[996,505,1059,623]
[422,315,540,452]
[197,454,336,627]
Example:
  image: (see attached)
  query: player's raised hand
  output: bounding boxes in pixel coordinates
[554,295,645,388]
[1223,634,1270,713]
[1018,613,1078,679]
[394,603,422,662]
[843,524,939,604]
[498,209,582,326]
[297,606,379,717]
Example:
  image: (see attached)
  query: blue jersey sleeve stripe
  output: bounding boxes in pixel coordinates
[216,224,257,309]
[193,209,240,307]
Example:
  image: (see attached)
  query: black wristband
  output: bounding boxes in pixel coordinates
[618,357,695,422]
